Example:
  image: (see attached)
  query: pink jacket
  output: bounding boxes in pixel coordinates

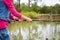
[0,0,22,29]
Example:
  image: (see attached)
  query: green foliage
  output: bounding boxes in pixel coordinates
[28,11,38,18]
[40,6,47,13]
[21,11,38,18]
[31,4,41,13]
[14,3,60,15]
[21,11,29,16]
[52,4,60,14]
[14,2,22,12]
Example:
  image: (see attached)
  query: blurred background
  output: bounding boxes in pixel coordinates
[8,0,60,40]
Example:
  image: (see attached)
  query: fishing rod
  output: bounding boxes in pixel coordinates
[15,19,50,22]
[9,19,41,23]
[9,19,60,23]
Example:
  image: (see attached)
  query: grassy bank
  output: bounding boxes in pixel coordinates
[37,14,60,21]
[21,11,60,21]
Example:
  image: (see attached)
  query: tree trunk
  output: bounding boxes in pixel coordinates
[28,0,30,7]
[34,0,38,5]
[19,0,20,6]
[17,0,20,6]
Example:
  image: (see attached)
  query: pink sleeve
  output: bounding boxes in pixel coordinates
[10,14,14,20]
[3,0,22,19]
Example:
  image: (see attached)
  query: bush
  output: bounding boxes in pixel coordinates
[28,12,38,18]
[21,11,38,18]
[21,11,29,17]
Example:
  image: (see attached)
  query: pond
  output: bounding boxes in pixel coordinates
[8,21,60,40]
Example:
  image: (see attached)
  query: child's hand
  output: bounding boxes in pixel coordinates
[26,18,32,22]
[21,15,32,22]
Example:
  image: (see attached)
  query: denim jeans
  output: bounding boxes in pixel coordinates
[0,28,10,40]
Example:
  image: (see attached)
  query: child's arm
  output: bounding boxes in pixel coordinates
[3,0,32,22]
[10,14,16,20]
[3,0,22,19]
[10,14,20,21]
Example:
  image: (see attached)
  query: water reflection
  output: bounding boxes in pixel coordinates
[8,22,60,40]
[56,25,60,40]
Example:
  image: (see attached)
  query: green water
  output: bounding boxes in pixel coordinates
[8,21,60,40]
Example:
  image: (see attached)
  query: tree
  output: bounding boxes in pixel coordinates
[28,0,31,7]
[17,0,21,6]
[19,0,20,6]
[54,4,60,14]
[34,0,42,6]
[34,0,38,5]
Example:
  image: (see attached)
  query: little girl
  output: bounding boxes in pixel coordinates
[0,0,32,40]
